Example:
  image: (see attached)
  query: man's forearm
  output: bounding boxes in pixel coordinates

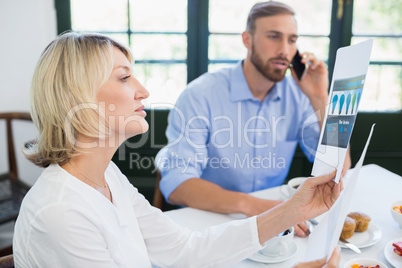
[168,178,281,216]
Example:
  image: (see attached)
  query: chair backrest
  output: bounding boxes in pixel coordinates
[0,113,33,260]
[0,254,14,268]
[152,169,166,210]
[0,112,32,180]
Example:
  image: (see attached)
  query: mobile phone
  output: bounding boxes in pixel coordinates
[291,50,307,81]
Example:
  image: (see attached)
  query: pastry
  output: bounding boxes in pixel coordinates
[340,216,356,239]
[347,212,371,232]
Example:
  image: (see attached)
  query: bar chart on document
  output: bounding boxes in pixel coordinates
[322,76,364,149]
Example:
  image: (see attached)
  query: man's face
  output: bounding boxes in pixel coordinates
[249,14,298,82]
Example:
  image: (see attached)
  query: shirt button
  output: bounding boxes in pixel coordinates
[257,132,262,136]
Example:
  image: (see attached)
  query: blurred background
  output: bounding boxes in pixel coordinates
[0,0,401,209]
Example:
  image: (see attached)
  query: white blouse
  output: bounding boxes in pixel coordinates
[13,163,263,267]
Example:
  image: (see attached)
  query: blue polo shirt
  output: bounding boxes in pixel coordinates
[155,61,320,200]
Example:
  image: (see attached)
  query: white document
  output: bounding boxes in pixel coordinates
[304,124,375,262]
[311,39,373,183]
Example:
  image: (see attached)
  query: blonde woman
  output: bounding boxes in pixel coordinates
[13,32,340,267]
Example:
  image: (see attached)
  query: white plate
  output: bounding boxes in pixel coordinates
[339,222,382,249]
[384,237,402,268]
[344,258,388,268]
[248,242,298,264]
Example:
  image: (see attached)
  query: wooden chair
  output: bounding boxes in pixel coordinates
[0,113,32,257]
[0,254,13,268]
[152,169,166,210]
[152,169,180,212]
[0,112,32,224]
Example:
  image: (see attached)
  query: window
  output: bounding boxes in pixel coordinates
[58,0,402,111]
[70,0,188,107]
[351,0,402,111]
[209,0,331,71]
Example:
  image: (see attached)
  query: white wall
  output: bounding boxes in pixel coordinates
[0,0,57,185]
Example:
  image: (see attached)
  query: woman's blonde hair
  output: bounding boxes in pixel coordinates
[26,32,133,167]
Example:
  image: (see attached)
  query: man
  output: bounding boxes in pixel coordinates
[155,1,351,237]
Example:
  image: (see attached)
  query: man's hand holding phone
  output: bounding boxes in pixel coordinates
[290,50,329,128]
[290,50,328,91]
[291,49,308,81]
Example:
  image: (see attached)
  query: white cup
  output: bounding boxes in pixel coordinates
[280,177,308,199]
[260,227,295,257]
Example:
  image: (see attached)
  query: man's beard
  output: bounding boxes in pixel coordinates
[250,43,287,82]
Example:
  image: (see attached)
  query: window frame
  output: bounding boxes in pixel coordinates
[55,0,402,112]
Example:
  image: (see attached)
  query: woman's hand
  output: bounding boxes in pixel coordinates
[293,247,341,268]
[288,169,341,223]
[256,170,341,245]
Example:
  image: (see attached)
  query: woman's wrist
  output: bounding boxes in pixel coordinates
[283,197,308,224]
[256,201,299,244]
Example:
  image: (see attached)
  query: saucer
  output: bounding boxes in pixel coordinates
[339,222,382,249]
[248,242,298,264]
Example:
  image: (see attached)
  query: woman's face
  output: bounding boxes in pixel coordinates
[97,46,149,139]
